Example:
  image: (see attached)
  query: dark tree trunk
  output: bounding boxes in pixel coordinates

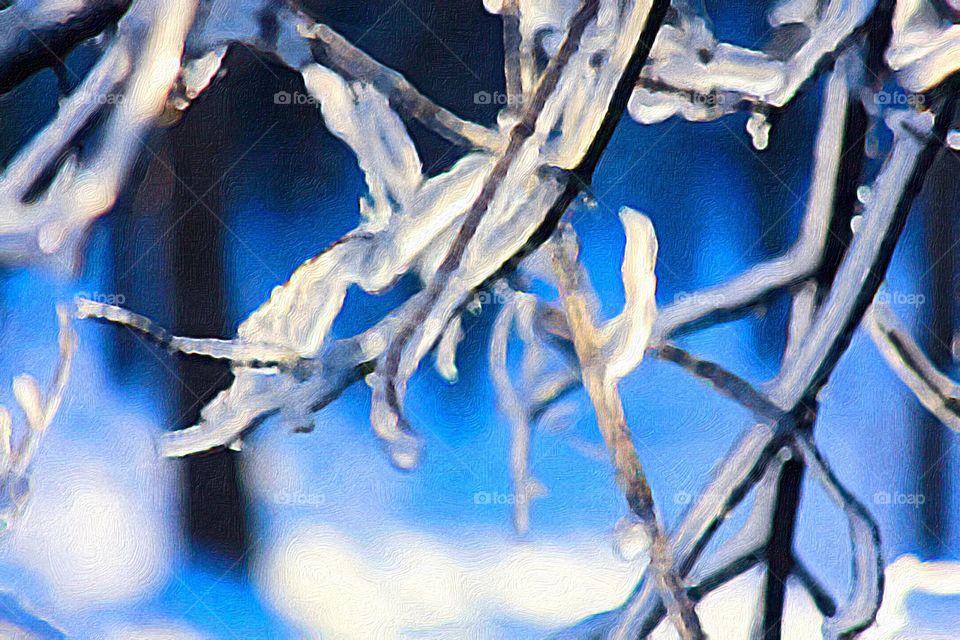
[917,152,957,556]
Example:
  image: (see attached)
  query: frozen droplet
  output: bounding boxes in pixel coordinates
[389,435,421,470]
[747,112,771,151]
[613,515,654,561]
[482,0,505,14]
[851,214,864,234]
[856,185,872,204]
[947,129,960,151]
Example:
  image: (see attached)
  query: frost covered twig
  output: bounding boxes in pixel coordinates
[0,0,197,268]
[0,0,130,93]
[627,0,874,125]
[606,77,957,640]
[0,306,76,531]
[301,22,502,151]
[652,48,860,344]
[75,299,302,369]
[490,290,547,534]
[887,0,960,93]
[26,1,960,635]
[551,222,703,640]
[792,430,884,637]
[371,0,608,467]
[865,302,960,432]
[100,0,670,463]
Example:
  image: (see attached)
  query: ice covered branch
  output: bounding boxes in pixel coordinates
[0,0,197,269]
[0,306,76,531]
[301,22,501,151]
[601,77,957,640]
[865,302,960,432]
[0,0,130,93]
[551,222,702,640]
[120,0,674,463]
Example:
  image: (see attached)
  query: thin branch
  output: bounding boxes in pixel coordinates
[1,305,77,531]
[372,0,604,467]
[865,302,960,432]
[652,345,781,420]
[771,105,951,409]
[0,0,197,267]
[651,47,859,344]
[611,422,783,639]
[490,292,544,534]
[75,299,302,369]
[793,559,839,618]
[301,22,501,151]
[551,226,703,640]
[609,90,955,640]
[501,0,523,110]
[0,0,130,93]
[529,303,783,422]
[758,45,869,640]
[686,456,786,587]
[792,431,884,637]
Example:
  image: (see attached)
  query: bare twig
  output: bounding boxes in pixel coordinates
[652,345,781,420]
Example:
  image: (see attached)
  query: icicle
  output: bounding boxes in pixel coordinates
[747,111,771,150]
[600,208,659,382]
[369,373,421,470]
[434,316,464,383]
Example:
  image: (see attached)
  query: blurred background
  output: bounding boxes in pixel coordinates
[0,0,958,637]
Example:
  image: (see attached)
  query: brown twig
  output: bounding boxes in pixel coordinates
[551,226,703,640]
